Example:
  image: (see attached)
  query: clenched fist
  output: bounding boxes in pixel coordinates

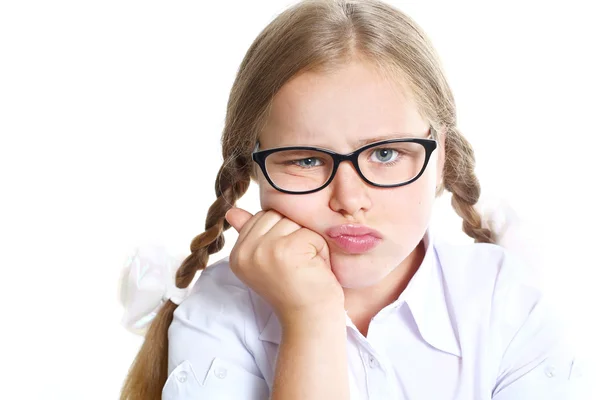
[225,207,345,326]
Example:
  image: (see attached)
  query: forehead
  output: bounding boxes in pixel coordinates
[259,60,428,152]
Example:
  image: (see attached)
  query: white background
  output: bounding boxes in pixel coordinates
[1,1,598,398]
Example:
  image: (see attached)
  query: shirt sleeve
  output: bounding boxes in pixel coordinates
[162,265,270,400]
[491,254,583,399]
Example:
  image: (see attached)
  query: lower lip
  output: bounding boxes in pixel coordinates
[330,235,381,254]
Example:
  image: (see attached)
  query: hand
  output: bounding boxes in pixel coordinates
[225,207,345,326]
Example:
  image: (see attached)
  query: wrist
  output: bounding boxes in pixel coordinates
[279,303,346,331]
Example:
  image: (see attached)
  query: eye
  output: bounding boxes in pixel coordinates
[292,157,323,168]
[369,148,399,163]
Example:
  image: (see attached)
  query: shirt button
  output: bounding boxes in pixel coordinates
[176,371,188,383]
[214,367,228,379]
[545,365,556,378]
[368,355,379,369]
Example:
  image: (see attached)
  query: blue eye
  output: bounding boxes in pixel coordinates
[293,158,323,168]
[370,149,398,163]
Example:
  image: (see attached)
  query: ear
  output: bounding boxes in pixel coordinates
[435,127,446,188]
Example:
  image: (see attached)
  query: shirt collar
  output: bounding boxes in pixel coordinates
[258,229,461,357]
[401,229,462,357]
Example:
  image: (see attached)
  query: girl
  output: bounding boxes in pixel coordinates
[119,0,575,398]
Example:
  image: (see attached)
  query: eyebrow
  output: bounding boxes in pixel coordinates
[353,132,418,147]
[256,128,432,152]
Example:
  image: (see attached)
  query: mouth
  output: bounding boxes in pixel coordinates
[325,224,383,254]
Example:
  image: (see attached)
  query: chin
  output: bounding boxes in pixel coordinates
[329,252,389,289]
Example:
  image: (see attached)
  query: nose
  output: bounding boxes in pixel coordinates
[328,161,372,218]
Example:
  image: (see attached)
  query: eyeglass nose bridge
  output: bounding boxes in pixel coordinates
[326,150,368,186]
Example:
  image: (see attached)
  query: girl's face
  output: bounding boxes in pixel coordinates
[256,60,444,289]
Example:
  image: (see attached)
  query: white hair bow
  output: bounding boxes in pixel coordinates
[477,195,544,272]
[118,244,190,336]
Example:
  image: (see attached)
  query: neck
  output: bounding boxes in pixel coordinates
[343,240,425,336]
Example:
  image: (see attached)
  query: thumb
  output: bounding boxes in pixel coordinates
[225,207,253,233]
[316,237,331,266]
[298,229,331,266]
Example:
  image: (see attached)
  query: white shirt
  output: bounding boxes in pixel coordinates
[162,232,578,399]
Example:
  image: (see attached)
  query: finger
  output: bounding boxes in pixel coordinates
[225,207,253,233]
[261,215,303,242]
[239,210,286,246]
[226,207,266,245]
[287,228,330,264]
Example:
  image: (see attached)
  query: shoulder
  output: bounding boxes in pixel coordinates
[434,240,554,348]
[434,241,574,380]
[172,256,256,334]
[168,257,262,368]
[434,240,542,301]
[164,257,272,398]
[167,256,268,374]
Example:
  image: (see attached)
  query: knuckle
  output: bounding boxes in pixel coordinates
[233,246,250,268]
[238,246,250,264]
[272,239,288,261]
[264,209,282,219]
[252,244,266,264]
[231,254,241,268]
[229,247,238,262]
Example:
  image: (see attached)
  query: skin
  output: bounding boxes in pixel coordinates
[258,60,445,328]
[225,59,446,399]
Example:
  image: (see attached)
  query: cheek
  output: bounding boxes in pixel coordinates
[377,169,437,230]
[259,183,324,226]
[386,164,437,203]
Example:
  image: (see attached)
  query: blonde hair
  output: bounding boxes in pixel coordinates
[120,0,494,398]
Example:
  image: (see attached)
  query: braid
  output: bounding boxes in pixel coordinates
[443,127,495,244]
[120,157,252,400]
[174,158,251,288]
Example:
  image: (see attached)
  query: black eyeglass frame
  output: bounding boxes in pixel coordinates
[252,130,438,195]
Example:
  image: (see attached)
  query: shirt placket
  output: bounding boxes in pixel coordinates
[362,346,391,399]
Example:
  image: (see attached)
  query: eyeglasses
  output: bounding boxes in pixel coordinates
[252,127,438,194]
